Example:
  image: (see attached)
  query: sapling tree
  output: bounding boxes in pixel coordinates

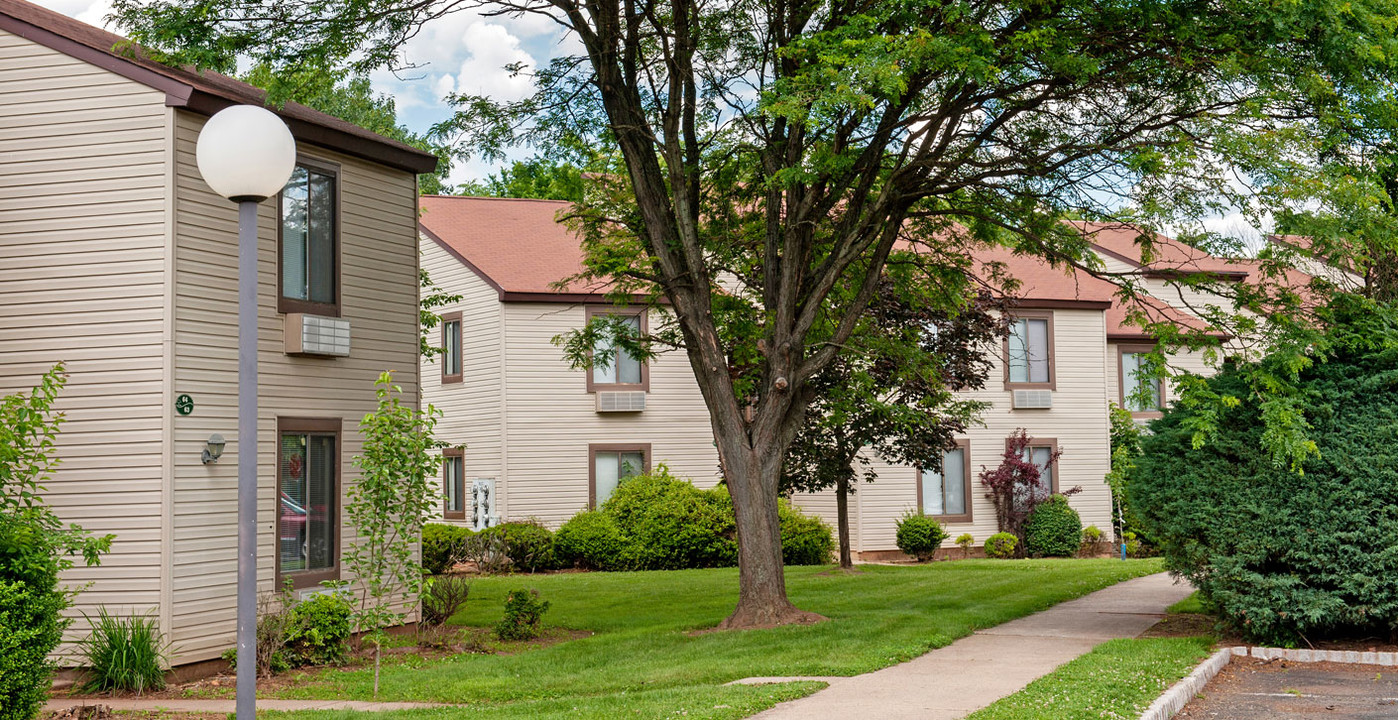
[344,372,441,696]
[782,284,1005,569]
[114,0,1398,626]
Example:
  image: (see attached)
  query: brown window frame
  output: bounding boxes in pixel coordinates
[277,157,342,317]
[1004,436,1061,496]
[441,311,463,384]
[442,447,465,520]
[915,439,972,523]
[584,306,650,393]
[588,443,652,509]
[1003,310,1056,390]
[275,416,342,590]
[1117,344,1165,419]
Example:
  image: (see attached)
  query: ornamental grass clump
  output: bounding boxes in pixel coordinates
[77,609,167,694]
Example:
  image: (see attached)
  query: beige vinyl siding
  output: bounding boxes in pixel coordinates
[420,237,505,523]
[169,111,421,663]
[500,303,720,526]
[796,309,1115,553]
[0,28,170,658]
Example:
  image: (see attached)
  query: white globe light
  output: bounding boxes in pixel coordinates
[195,105,297,202]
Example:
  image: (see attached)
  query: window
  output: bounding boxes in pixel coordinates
[1005,313,1053,388]
[586,308,648,391]
[1013,439,1059,511]
[443,448,465,520]
[279,161,339,316]
[277,418,340,588]
[589,444,650,508]
[1119,345,1163,416]
[441,312,462,384]
[918,441,971,522]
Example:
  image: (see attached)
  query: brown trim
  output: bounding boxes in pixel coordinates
[440,311,463,384]
[1012,298,1112,310]
[1004,436,1060,494]
[1002,310,1056,391]
[277,157,342,317]
[587,443,652,509]
[915,439,972,523]
[442,447,465,520]
[1116,344,1165,419]
[584,306,651,393]
[421,226,507,299]
[275,416,343,590]
[1141,268,1249,281]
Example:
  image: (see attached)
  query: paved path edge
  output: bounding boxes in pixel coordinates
[1138,647,1232,720]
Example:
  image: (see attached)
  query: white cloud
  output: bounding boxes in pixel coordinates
[449,23,535,101]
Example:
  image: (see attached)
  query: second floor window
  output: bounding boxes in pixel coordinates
[442,312,462,383]
[1006,314,1052,386]
[280,163,338,315]
[590,311,645,389]
[1120,349,1162,414]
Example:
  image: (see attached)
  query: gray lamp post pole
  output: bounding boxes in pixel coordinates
[235,198,259,720]
[194,104,296,720]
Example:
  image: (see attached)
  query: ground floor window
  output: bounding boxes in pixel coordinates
[919,440,971,522]
[278,417,340,588]
[589,444,650,508]
[1014,440,1059,511]
[444,449,465,520]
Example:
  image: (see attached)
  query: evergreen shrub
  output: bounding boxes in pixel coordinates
[1023,495,1082,558]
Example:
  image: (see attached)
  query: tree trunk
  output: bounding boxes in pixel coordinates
[836,476,853,570]
[717,447,827,629]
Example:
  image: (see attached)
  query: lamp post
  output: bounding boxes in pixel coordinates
[195,105,296,720]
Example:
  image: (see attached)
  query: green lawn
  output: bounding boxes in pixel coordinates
[261,559,1162,716]
[964,636,1214,720]
[1167,591,1205,615]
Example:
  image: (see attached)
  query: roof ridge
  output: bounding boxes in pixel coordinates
[422,195,573,205]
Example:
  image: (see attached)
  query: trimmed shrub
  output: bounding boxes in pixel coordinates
[984,532,1018,559]
[779,502,835,565]
[1131,303,1398,644]
[491,521,559,572]
[78,609,167,694]
[555,511,628,570]
[955,533,975,558]
[422,524,472,575]
[421,575,471,626]
[283,592,352,667]
[1023,495,1082,558]
[0,528,64,720]
[495,589,549,641]
[896,512,948,561]
[602,470,737,570]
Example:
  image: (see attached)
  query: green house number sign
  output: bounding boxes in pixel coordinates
[174,394,194,416]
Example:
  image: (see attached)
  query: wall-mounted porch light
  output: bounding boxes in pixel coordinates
[201,434,226,464]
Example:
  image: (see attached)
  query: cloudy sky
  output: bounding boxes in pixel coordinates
[33,0,568,186]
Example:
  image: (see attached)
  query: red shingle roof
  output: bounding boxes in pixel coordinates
[0,0,438,173]
[1075,221,1251,278]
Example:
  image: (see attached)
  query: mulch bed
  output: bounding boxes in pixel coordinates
[1176,656,1398,719]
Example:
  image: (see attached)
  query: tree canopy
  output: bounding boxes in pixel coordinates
[112,0,1398,625]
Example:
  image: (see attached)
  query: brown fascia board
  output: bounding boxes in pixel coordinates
[1140,268,1250,281]
[1013,298,1113,310]
[420,225,508,301]
[0,11,437,175]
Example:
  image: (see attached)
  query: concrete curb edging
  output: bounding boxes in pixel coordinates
[1236,645,1398,666]
[1137,647,1233,720]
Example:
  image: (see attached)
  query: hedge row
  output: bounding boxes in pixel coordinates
[425,469,835,574]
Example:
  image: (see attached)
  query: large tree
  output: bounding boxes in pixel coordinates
[113,0,1398,626]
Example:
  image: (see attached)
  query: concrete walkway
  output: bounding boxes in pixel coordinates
[739,572,1193,720]
[44,697,452,713]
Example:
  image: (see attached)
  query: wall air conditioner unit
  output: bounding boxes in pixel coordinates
[1012,389,1053,409]
[284,313,351,357]
[596,391,647,413]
